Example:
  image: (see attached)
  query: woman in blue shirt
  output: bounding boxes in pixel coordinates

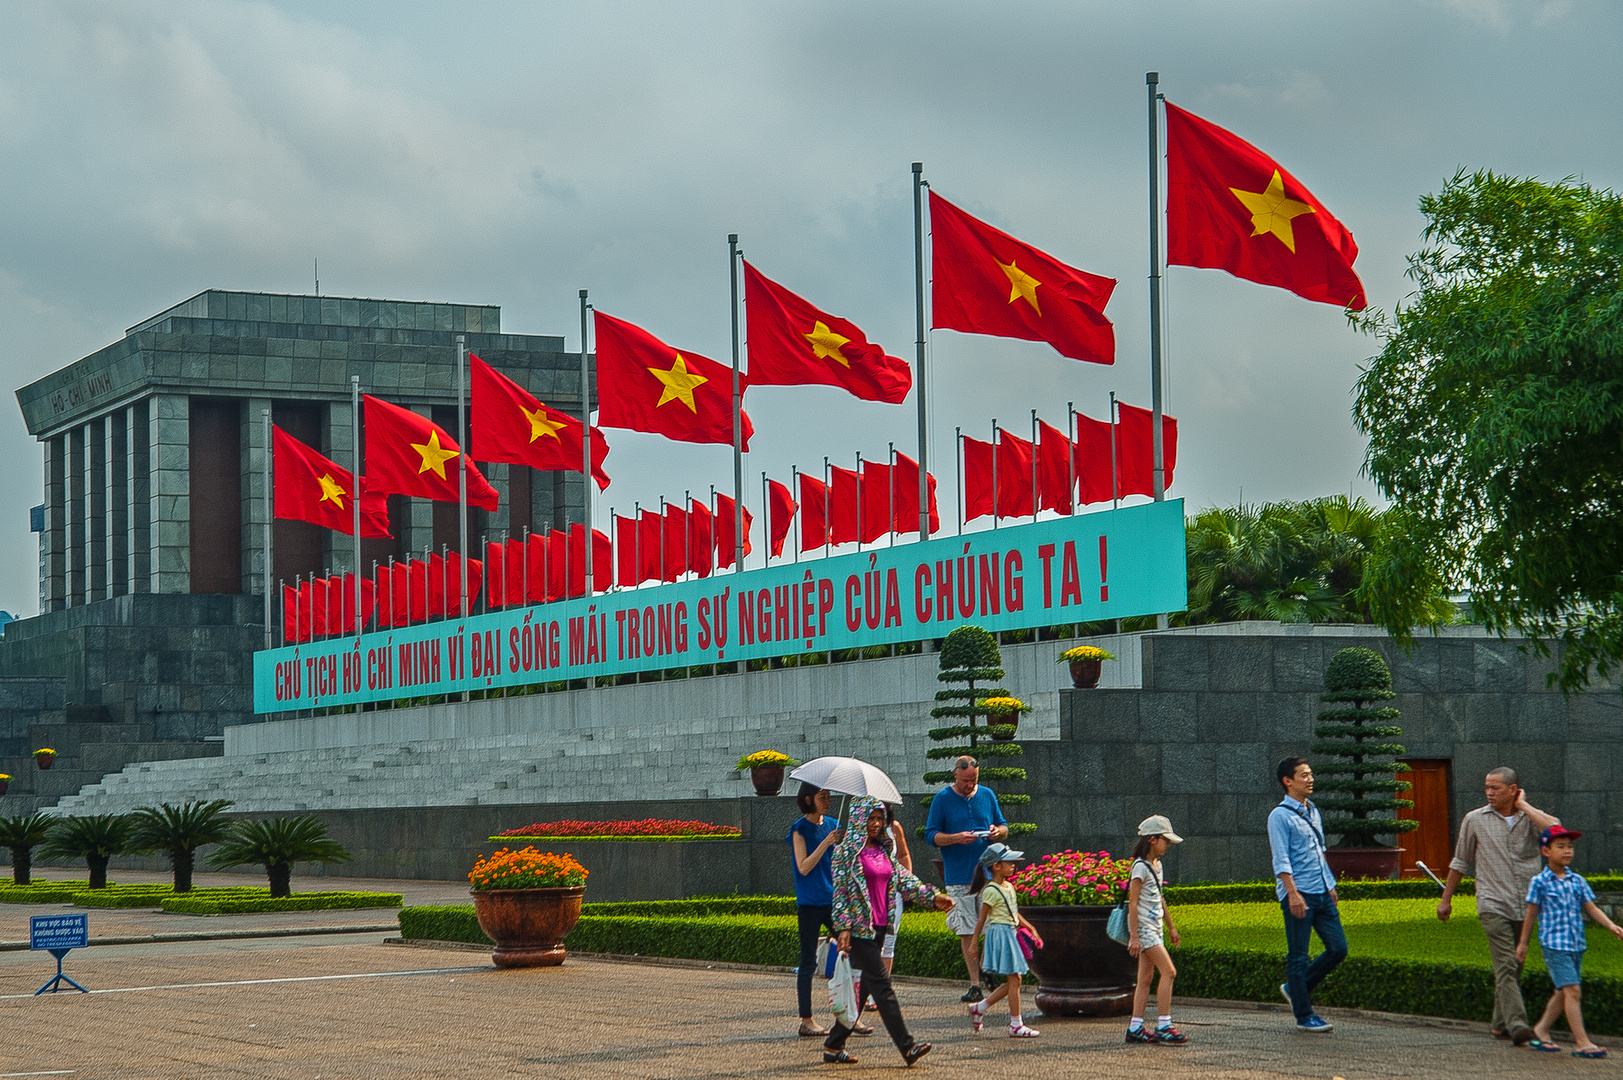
[789,782,844,1037]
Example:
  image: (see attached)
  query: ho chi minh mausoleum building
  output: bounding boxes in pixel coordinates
[1,288,1618,895]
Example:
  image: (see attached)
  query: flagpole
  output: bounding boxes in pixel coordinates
[1030,409,1039,524]
[1110,391,1120,509]
[577,290,594,595]
[659,496,667,581]
[277,577,285,646]
[888,443,896,547]
[684,490,692,579]
[456,335,470,620]
[912,162,930,540]
[262,408,273,650]
[350,376,363,638]
[790,468,799,563]
[761,474,769,567]
[1067,402,1076,515]
[991,419,999,531]
[1147,72,1166,502]
[634,501,641,587]
[955,427,963,536]
[821,459,830,557]
[728,234,745,573]
[855,451,863,553]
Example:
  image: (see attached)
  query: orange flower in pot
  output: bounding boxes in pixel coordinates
[469,847,589,968]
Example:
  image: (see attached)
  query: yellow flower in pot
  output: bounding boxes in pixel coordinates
[32,748,57,771]
[736,750,799,797]
[981,696,1032,742]
[1057,646,1116,689]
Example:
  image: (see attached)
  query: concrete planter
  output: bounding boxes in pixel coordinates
[749,765,785,797]
[1021,905,1136,1016]
[471,886,586,968]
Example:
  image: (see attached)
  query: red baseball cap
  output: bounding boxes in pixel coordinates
[1540,825,1582,847]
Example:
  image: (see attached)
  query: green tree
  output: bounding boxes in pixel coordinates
[208,816,350,898]
[129,800,236,893]
[1354,170,1623,691]
[41,814,135,889]
[925,626,1033,836]
[0,812,56,885]
[1312,647,1417,850]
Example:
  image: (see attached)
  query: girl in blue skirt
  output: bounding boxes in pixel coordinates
[967,842,1044,1038]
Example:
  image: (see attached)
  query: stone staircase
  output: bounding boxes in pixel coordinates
[2,705,221,815]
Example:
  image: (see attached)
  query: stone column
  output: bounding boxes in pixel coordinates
[66,426,85,606]
[243,396,273,599]
[128,400,151,593]
[40,434,66,613]
[87,418,107,600]
[107,411,128,597]
[148,393,190,594]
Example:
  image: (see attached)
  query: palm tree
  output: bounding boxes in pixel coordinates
[129,800,235,893]
[41,814,135,889]
[0,812,56,885]
[207,816,350,898]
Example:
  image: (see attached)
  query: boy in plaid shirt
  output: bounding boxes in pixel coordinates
[1515,825,1623,1057]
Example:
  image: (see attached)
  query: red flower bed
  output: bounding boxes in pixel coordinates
[493,819,742,839]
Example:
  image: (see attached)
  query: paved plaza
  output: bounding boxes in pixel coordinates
[1,926,1615,1079]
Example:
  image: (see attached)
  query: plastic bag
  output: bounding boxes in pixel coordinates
[1106,901,1131,945]
[828,951,860,1027]
[814,936,838,979]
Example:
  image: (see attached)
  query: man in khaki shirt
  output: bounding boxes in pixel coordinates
[1437,767,1559,1045]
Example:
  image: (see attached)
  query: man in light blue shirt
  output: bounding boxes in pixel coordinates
[1267,757,1347,1033]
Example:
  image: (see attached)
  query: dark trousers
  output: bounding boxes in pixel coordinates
[796,904,835,1018]
[826,929,915,1053]
[1282,892,1349,1021]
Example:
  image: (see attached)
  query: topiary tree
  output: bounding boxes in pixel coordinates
[0,812,56,885]
[41,814,136,889]
[925,626,1034,836]
[208,816,351,898]
[129,800,236,893]
[1312,647,1418,849]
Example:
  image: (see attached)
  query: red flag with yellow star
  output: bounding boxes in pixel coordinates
[362,395,499,511]
[743,262,912,404]
[272,425,392,537]
[930,191,1116,365]
[1165,101,1364,310]
[594,311,753,448]
[469,354,611,489]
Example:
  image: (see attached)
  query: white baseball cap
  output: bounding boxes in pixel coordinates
[1137,815,1183,843]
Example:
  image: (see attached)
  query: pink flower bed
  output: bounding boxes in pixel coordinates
[1009,849,1133,906]
[492,819,742,839]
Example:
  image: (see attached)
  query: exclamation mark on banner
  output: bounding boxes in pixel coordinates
[1098,535,1109,602]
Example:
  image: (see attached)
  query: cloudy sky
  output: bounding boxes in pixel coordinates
[1,0,1615,617]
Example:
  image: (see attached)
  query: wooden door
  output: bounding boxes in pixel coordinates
[1397,759,1452,878]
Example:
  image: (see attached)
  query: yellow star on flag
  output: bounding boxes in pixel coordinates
[411,428,460,479]
[999,258,1042,314]
[648,353,708,412]
[1229,170,1315,253]
[805,321,853,367]
[522,404,566,443]
[316,473,346,509]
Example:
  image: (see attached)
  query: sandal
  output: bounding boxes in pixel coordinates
[902,1042,932,1066]
[852,1021,874,1036]
[1009,1024,1041,1038]
[799,1023,830,1038]
[823,1050,859,1064]
[1574,1047,1609,1059]
[968,1002,985,1033]
[1529,1039,1562,1053]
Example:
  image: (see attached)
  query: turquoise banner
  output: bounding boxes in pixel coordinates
[253,499,1186,713]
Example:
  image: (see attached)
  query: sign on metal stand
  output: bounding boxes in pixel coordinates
[31,913,89,995]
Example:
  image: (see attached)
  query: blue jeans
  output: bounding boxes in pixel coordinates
[1281,892,1348,1021]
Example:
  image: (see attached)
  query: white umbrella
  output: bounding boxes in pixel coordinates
[789,756,903,805]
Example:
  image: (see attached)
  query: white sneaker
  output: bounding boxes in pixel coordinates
[1010,1024,1040,1038]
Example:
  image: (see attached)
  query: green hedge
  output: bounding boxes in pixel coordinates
[0,884,81,903]
[400,904,490,945]
[75,886,270,909]
[582,897,797,918]
[161,891,402,914]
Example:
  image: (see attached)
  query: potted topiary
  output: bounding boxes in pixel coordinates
[1313,647,1417,881]
[980,696,1032,742]
[736,750,799,797]
[33,748,57,771]
[1057,645,1116,689]
[469,846,589,968]
[1011,849,1137,1015]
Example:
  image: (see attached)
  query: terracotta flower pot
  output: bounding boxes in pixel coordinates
[988,712,1019,742]
[471,886,586,968]
[749,765,785,797]
[1324,847,1404,882]
[1068,659,1103,689]
[0,779,8,796]
[1022,904,1136,1016]
[34,755,54,771]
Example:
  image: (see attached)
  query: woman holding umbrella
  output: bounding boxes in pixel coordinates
[789,782,845,1037]
[820,794,955,1066]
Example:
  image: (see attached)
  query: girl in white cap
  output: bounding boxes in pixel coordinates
[967,842,1045,1038]
[1126,815,1187,1044]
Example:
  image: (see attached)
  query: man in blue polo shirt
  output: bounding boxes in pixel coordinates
[1268,756,1347,1033]
[925,755,1008,1003]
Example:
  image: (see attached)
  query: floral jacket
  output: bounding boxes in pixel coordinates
[830,795,942,939]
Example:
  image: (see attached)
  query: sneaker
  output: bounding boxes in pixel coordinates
[968,1003,985,1033]
[1126,1026,1157,1044]
[1009,1024,1040,1038]
[1155,1026,1189,1044]
[960,985,984,1003]
[1297,1014,1334,1033]
[902,1041,932,1067]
